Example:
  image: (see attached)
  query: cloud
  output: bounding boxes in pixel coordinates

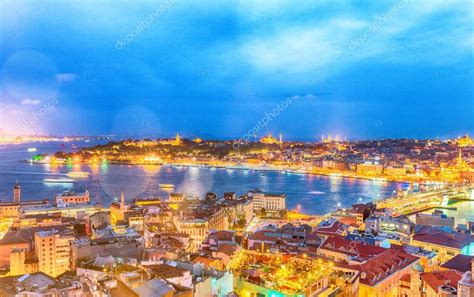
[239,19,360,74]
[234,1,471,80]
[0,0,471,138]
[55,73,77,82]
[291,94,317,101]
[21,98,41,105]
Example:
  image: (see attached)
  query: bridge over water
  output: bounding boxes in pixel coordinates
[377,186,473,216]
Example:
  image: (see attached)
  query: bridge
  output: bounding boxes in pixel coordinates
[376,186,473,217]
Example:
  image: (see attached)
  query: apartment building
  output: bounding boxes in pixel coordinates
[34,230,75,277]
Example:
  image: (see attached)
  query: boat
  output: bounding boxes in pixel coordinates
[227,165,249,170]
[44,178,74,184]
[67,171,90,179]
[159,184,175,189]
[27,148,37,152]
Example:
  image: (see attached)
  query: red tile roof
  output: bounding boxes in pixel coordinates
[421,270,463,293]
[336,249,419,286]
[319,236,386,258]
[314,220,349,237]
[192,256,219,266]
[217,244,239,256]
[441,254,474,273]
[413,231,474,249]
[209,230,234,242]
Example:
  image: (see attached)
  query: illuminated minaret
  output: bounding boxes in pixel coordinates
[279,133,283,144]
[13,181,21,204]
[120,192,125,211]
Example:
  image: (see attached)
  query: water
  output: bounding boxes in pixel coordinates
[0,141,407,215]
[410,201,474,226]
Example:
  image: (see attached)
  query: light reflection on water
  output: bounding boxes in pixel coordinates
[0,141,402,215]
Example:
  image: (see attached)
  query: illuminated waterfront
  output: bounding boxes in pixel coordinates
[0,141,404,215]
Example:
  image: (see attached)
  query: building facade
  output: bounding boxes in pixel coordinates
[34,230,75,277]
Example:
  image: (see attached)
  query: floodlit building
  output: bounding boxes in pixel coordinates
[334,249,419,297]
[235,198,254,224]
[9,248,39,275]
[0,202,20,219]
[34,229,75,277]
[55,190,90,206]
[110,192,127,225]
[250,191,286,213]
[357,162,384,175]
[174,218,209,252]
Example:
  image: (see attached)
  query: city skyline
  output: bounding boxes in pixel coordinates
[0,0,473,139]
[1,2,474,295]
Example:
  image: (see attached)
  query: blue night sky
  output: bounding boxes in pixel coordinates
[0,0,472,140]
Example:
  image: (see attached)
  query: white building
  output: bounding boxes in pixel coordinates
[250,191,286,212]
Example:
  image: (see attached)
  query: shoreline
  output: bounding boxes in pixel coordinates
[13,159,472,220]
[20,159,420,185]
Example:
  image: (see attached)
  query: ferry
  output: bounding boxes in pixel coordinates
[27,147,37,152]
[67,171,90,179]
[159,184,175,189]
[44,178,74,184]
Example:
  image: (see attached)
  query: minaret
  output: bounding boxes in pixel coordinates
[120,192,125,211]
[279,133,283,144]
[13,181,20,204]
